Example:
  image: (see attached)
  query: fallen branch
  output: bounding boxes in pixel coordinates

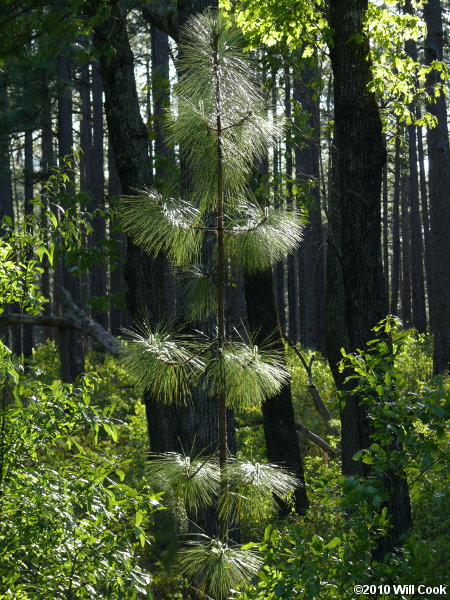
[0,288,123,357]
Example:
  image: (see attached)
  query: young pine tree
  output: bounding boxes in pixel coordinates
[120,11,304,599]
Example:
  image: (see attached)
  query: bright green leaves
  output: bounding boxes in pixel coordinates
[339,318,449,478]
[179,538,263,600]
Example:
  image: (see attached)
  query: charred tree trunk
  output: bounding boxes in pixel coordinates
[423,0,450,374]
[326,0,412,556]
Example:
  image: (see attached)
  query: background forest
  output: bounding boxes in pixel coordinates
[0,0,449,599]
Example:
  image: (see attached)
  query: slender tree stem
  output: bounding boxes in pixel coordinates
[213,31,228,542]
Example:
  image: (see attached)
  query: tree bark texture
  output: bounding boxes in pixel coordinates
[293,56,326,353]
[390,133,401,316]
[423,0,450,374]
[326,0,412,555]
[244,267,309,515]
[57,52,84,382]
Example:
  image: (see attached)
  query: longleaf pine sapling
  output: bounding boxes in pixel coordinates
[120,10,304,599]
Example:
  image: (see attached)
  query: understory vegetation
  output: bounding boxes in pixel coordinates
[1,330,447,599]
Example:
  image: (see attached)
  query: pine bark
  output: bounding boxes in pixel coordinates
[57,52,84,381]
[326,0,412,555]
[284,63,298,341]
[423,0,450,373]
[293,56,325,353]
[390,134,401,315]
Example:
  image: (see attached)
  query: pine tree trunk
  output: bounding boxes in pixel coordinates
[90,59,107,329]
[390,134,401,315]
[423,0,450,373]
[293,56,325,353]
[401,165,412,327]
[272,68,285,332]
[22,128,34,357]
[57,52,84,381]
[326,0,412,556]
[244,268,309,515]
[39,68,55,341]
[107,143,128,336]
[0,72,14,349]
[416,114,432,323]
[284,63,298,341]
[404,3,426,332]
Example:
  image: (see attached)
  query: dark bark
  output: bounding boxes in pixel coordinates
[382,143,389,292]
[0,72,14,348]
[272,67,285,331]
[416,111,432,323]
[407,123,427,332]
[244,267,309,515]
[284,63,298,342]
[107,143,128,336]
[89,59,107,329]
[57,52,84,382]
[390,134,401,315]
[22,128,34,357]
[404,4,427,333]
[293,56,326,353]
[401,164,412,326]
[39,68,55,340]
[326,0,412,554]
[423,0,450,374]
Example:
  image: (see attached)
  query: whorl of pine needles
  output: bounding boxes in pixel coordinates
[178,537,263,600]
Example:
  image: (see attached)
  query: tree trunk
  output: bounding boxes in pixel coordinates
[326,0,412,555]
[57,52,84,382]
[390,133,401,316]
[22,128,34,357]
[284,62,298,341]
[293,55,325,353]
[90,59,107,329]
[423,0,450,374]
[404,2,426,333]
[416,112,432,324]
[244,268,309,515]
[0,72,14,349]
[401,163,412,327]
[272,67,285,332]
